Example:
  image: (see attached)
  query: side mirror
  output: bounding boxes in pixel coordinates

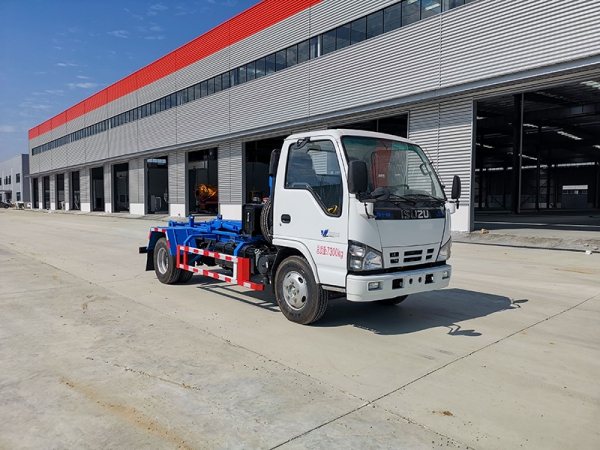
[451,175,462,200]
[269,149,281,177]
[348,160,368,194]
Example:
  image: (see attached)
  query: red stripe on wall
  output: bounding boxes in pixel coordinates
[29,0,322,140]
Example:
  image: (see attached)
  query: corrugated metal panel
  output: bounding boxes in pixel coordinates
[85,103,109,126]
[30,154,40,175]
[409,104,440,164]
[218,142,232,204]
[437,98,474,202]
[39,151,52,172]
[129,158,140,204]
[440,0,600,89]
[68,138,86,167]
[35,130,53,147]
[51,124,67,142]
[37,178,43,208]
[309,16,441,117]
[176,49,230,92]
[49,175,56,205]
[230,63,310,134]
[229,8,310,68]
[309,0,398,36]
[64,172,70,206]
[138,108,176,152]
[29,136,40,151]
[137,73,178,105]
[109,121,138,158]
[229,141,244,204]
[167,150,186,205]
[66,115,85,134]
[80,168,90,204]
[52,146,68,170]
[177,91,230,144]
[107,91,138,118]
[104,163,112,210]
[85,132,109,163]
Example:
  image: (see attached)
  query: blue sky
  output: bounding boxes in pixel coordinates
[0,0,258,162]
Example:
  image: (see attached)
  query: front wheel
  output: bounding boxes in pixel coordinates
[274,256,328,325]
[153,237,181,284]
[376,295,408,306]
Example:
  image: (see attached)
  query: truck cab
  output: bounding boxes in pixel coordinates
[142,129,460,325]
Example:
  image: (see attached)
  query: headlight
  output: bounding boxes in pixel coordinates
[437,237,452,262]
[348,242,383,271]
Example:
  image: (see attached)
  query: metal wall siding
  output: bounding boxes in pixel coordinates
[230,63,310,134]
[309,0,398,36]
[109,121,138,158]
[37,178,43,207]
[104,163,112,207]
[138,108,177,152]
[85,103,109,125]
[176,49,230,92]
[66,116,85,134]
[229,9,310,68]
[52,146,68,170]
[68,139,86,167]
[229,141,243,204]
[39,151,52,172]
[35,130,54,147]
[217,143,232,204]
[440,0,600,88]
[137,73,178,104]
[85,132,109,163]
[30,154,40,174]
[167,150,186,204]
[51,124,67,142]
[437,99,473,201]
[409,104,440,164]
[177,91,230,144]
[50,176,56,204]
[309,17,441,117]
[29,136,40,151]
[107,91,138,118]
[129,158,139,204]
[80,168,90,204]
[64,173,69,206]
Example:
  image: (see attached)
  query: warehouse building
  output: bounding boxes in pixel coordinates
[28,0,600,231]
[1,154,30,205]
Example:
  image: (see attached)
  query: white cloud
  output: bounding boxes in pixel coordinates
[54,46,64,50]
[150,4,167,11]
[57,62,77,67]
[45,89,65,95]
[150,25,163,32]
[0,125,17,133]
[145,35,165,40]
[77,75,89,79]
[67,82,98,89]
[108,30,128,38]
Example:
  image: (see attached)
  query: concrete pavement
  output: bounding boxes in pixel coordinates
[0,209,598,449]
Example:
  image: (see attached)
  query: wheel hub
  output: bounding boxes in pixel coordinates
[282,271,307,310]
[156,247,169,274]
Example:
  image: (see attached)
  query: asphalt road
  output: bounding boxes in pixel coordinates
[1,210,599,449]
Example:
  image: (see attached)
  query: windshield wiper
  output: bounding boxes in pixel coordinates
[403,193,445,205]
[387,193,417,206]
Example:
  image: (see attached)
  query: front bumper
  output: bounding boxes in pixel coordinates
[346,264,451,302]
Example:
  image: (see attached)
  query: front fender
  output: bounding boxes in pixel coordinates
[272,238,321,284]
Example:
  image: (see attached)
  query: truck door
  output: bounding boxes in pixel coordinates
[273,138,348,287]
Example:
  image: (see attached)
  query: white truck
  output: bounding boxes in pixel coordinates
[141,129,461,324]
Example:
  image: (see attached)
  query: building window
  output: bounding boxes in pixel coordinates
[17,192,21,201]
[297,40,310,64]
[366,10,384,39]
[403,0,421,26]
[16,173,20,183]
[322,29,336,55]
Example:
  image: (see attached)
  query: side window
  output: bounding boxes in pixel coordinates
[285,140,343,216]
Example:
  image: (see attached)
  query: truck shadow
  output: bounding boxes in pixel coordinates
[316,289,528,336]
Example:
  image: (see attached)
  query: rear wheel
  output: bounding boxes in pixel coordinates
[376,295,408,306]
[153,238,181,284]
[177,269,194,283]
[275,256,328,324]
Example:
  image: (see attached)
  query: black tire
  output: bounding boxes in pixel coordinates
[274,256,328,324]
[153,237,181,284]
[260,198,273,244]
[376,295,408,306]
[177,269,194,284]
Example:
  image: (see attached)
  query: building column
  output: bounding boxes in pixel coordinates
[129,158,146,215]
[511,93,524,214]
[49,174,56,210]
[64,172,70,211]
[218,141,243,221]
[168,150,187,217]
[38,178,43,210]
[409,99,475,232]
[80,168,91,212]
[104,163,113,213]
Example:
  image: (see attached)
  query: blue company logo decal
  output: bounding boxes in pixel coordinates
[321,229,329,237]
[376,212,392,219]
[320,229,340,238]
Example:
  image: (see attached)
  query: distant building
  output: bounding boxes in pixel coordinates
[0,154,30,204]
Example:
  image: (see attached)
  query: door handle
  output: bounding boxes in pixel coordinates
[281,214,291,224]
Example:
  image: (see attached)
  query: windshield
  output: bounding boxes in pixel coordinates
[341,136,445,200]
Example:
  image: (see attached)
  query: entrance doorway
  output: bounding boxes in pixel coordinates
[91,167,104,211]
[113,163,129,212]
[32,178,39,208]
[147,157,169,214]
[43,176,50,209]
[56,174,65,210]
[188,148,218,213]
[71,171,80,210]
